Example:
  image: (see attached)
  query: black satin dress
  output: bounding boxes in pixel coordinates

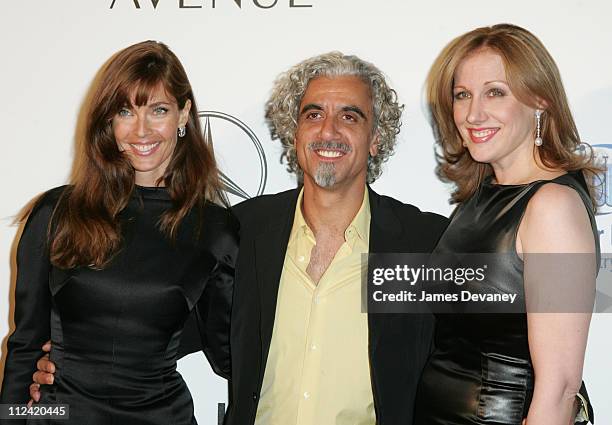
[0,186,238,425]
[414,172,599,425]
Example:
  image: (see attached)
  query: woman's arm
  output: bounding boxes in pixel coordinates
[192,209,239,380]
[0,194,54,405]
[518,183,596,425]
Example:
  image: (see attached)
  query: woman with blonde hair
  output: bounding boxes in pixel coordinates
[0,41,237,424]
[415,24,599,424]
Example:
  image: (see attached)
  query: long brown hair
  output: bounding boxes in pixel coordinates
[426,23,599,204]
[49,40,224,269]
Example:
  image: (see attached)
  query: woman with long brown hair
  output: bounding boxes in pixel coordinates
[0,41,237,424]
[415,24,599,424]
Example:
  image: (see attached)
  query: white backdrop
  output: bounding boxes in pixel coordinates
[1,0,611,422]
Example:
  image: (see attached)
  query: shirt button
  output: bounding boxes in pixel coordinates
[314,296,320,305]
[252,392,258,401]
[310,344,317,351]
[298,255,305,262]
[303,391,310,399]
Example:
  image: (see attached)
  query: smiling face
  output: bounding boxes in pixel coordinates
[295,76,378,191]
[112,84,191,187]
[452,49,538,172]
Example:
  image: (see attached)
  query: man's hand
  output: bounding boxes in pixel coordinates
[29,341,54,402]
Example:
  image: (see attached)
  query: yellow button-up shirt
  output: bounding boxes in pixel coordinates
[255,188,375,425]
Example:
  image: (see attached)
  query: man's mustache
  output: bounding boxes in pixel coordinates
[307,141,352,153]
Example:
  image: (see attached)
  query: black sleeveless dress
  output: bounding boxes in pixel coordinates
[414,172,599,425]
[0,186,237,424]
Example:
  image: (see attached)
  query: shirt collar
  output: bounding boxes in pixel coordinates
[290,186,370,245]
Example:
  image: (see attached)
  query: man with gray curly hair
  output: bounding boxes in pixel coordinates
[222,52,448,425]
[265,51,403,185]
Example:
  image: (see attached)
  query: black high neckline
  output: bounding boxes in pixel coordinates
[134,185,171,200]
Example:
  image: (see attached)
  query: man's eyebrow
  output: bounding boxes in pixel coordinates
[342,105,367,120]
[299,103,368,120]
[300,103,322,115]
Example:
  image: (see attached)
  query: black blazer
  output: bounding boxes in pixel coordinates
[222,187,448,425]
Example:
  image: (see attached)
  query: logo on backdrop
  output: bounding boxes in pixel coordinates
[591,144,612,216]
[199,111,267,202]
[109,0,312,9]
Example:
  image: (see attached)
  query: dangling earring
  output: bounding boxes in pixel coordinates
[534,110,543,147]
[178,126,186,138]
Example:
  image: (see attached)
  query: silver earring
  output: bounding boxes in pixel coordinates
[178,126,186,138]
[534,110,543,147]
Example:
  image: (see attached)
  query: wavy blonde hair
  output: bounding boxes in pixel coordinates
[265,51,403,183]
[427,23,598,204]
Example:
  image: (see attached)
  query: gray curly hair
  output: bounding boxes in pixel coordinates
[265,51,403,184]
